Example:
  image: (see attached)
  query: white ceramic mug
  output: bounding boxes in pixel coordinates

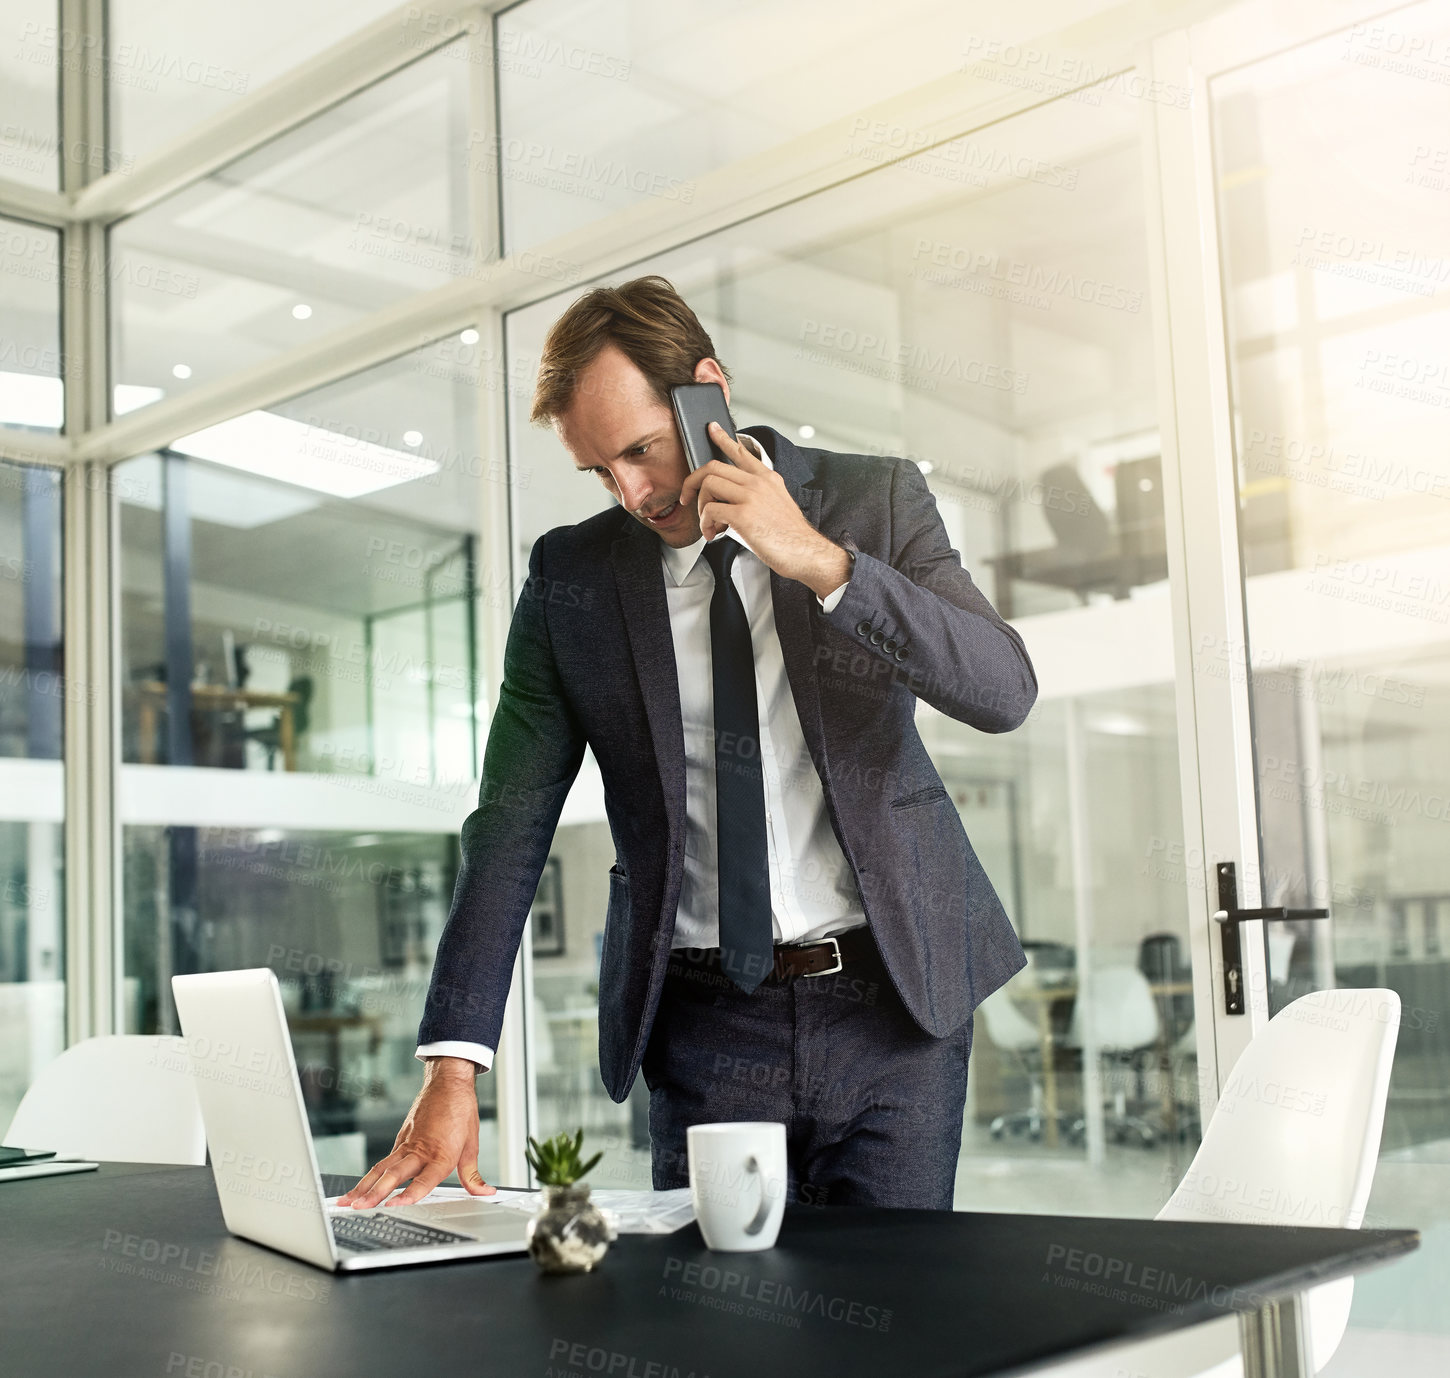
[686,1121,788,1251]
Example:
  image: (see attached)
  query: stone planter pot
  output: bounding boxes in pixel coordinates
[527,1183,613,1274]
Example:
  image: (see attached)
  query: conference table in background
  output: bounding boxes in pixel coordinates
[132,680,302,770]
[1,1163,1418,1378]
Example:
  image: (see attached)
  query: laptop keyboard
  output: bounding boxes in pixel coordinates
[330,1211,475,1253]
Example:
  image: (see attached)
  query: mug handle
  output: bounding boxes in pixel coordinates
[742,1154,773,1236]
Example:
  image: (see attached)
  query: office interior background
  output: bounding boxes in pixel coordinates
[1,0,1447,1370]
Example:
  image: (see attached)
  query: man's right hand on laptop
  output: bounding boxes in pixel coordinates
[338,1055,498,1209]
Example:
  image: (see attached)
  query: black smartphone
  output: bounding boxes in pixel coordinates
[670,382,737,473]
[0,1145,57,1167]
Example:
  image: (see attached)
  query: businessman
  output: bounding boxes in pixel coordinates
[342,275,1036,1213]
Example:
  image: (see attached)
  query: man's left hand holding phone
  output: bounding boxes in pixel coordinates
[670,380,849,602]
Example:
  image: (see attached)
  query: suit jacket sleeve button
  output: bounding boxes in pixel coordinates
[893,646,908,661]
[869,630,885,646]
[855,619,872,636]
[882,638,898,653]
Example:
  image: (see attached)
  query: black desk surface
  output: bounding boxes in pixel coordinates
[1,1163,1419,1378]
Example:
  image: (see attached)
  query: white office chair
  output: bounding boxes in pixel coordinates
[1064,965,1162,1146]
[237,641,292,771]
[1033,987,1401,1378]
[979,983,1071,1142]
[4,1034,207,1165]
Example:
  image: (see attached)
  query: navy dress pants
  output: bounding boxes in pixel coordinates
[640,931,971,1210]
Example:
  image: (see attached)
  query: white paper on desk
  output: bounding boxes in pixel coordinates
[0,1159,99,1183]
[324,1185,696,1235]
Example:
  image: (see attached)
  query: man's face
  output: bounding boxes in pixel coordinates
[554,342,730,548]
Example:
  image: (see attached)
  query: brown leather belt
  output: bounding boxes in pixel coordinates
[671,926,878,983]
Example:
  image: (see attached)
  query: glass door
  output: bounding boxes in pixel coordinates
[506,65,1212,1213]
[1161,1,1450,1371]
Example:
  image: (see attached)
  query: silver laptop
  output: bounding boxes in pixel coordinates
[171,967,532,1271]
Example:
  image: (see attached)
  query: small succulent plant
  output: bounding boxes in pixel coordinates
[526,1127,603,1187]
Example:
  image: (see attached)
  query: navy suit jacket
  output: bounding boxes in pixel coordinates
[418,424,1036,1101]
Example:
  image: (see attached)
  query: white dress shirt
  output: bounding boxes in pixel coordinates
[417,432,864,1073]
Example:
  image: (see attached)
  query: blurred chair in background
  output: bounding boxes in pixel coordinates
[1139,930,1201,1141]
[242,675,313,771]
[1065,966,1162,1147]
[980,982,1075,1144]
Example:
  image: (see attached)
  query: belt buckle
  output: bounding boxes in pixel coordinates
[798,935,843,979]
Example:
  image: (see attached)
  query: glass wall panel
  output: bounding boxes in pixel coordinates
[0,215,62,435]
[497,0,1136,252]
[116,334,501,1176]
[108,0,410,163]
[506,77,1200,1204]
[0,460,65,1134]
[1214,4,1450,1368]
[121,825,470,1168]
[0,2,60,190]
[110,38,478,415]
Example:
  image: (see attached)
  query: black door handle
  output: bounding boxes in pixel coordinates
[1214,863,1329,1015]
[1213,906,1329,924]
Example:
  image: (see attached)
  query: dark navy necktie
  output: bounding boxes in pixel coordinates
[701,535,773,992]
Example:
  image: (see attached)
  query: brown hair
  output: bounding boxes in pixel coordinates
[528,274,731,425]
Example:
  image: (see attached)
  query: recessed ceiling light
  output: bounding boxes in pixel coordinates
[0,375,167,426]
[0,372,63,426]
[403,430,423,447]
[798,424,815,439]
[459,328,480,345]
[172,363,192,379]
[1087,712,1150,736]
[170,410,440,498]
[292,303,312,320]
